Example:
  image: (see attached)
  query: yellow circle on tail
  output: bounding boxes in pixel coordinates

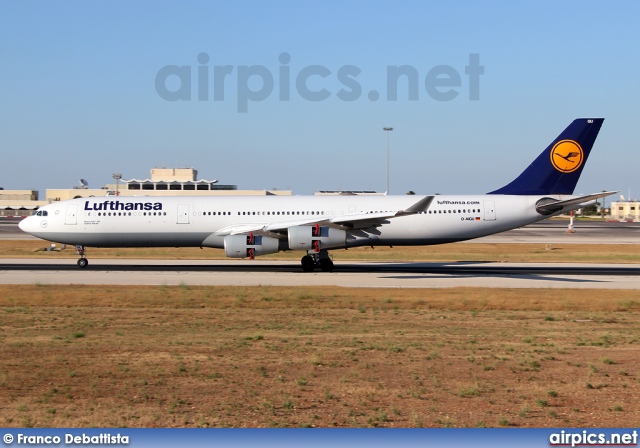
[550,140,583,173]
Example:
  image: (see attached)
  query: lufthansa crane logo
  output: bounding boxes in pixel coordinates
[550,140,584,173]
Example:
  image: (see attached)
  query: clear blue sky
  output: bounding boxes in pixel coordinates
[1,1,638,198]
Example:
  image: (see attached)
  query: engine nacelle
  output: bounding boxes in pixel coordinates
[224,234,279,259]
[288,225,346,252]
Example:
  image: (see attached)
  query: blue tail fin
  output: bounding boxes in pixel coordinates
[488,118,604,195]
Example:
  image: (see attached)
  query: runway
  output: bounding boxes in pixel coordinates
[2,258,640,289]
[2,218,640,289]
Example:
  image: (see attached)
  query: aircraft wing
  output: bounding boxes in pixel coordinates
[327,195,435,228]
[536,191,616,214]
[214,195,435,237]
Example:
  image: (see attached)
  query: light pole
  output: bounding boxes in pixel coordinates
[113,173,122,196]
[383,127,393,194]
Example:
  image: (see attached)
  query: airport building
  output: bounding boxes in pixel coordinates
[1,167,291,216]
[610,201,640,221]
[313,190,385,196]
[0,189,48,217]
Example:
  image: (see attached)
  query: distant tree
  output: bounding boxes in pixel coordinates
[580,201,600,216]
[406,190,415,195]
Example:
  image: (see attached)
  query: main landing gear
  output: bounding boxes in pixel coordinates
[300,249,334,272]
[75,245,88,268]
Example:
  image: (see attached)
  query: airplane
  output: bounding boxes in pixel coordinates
[19,118,613,272]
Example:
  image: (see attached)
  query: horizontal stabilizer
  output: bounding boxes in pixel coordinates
[536,191,616,215]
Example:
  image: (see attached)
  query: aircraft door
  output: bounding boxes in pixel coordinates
[483,201,496,221]
[177,204,190,224]
[65,205,78,225]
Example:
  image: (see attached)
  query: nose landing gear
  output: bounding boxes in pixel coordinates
[75,245,88,268]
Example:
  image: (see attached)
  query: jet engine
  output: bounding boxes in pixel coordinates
[288,225,346,252]
[224,234,279,259]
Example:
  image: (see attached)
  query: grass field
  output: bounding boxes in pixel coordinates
[5,240,640,263]
[2,284,640,428]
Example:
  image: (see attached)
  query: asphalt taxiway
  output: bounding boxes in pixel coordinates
[2,219,640,289]
[1,258,640,289]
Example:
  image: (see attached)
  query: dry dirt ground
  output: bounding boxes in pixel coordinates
[1,285,639,428]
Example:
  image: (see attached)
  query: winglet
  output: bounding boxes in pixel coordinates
[399,195,435,215]
[489,118,604,195]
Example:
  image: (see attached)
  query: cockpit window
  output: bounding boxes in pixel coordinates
[35,210,48,217]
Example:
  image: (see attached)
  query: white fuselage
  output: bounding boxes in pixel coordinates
[19,194,558,252]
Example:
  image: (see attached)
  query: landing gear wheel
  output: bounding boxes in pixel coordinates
[77,258,88,268]
[319,258,334,272]
[301,255,315,272]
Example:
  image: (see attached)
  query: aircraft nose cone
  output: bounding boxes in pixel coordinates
[19,216,37,234]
